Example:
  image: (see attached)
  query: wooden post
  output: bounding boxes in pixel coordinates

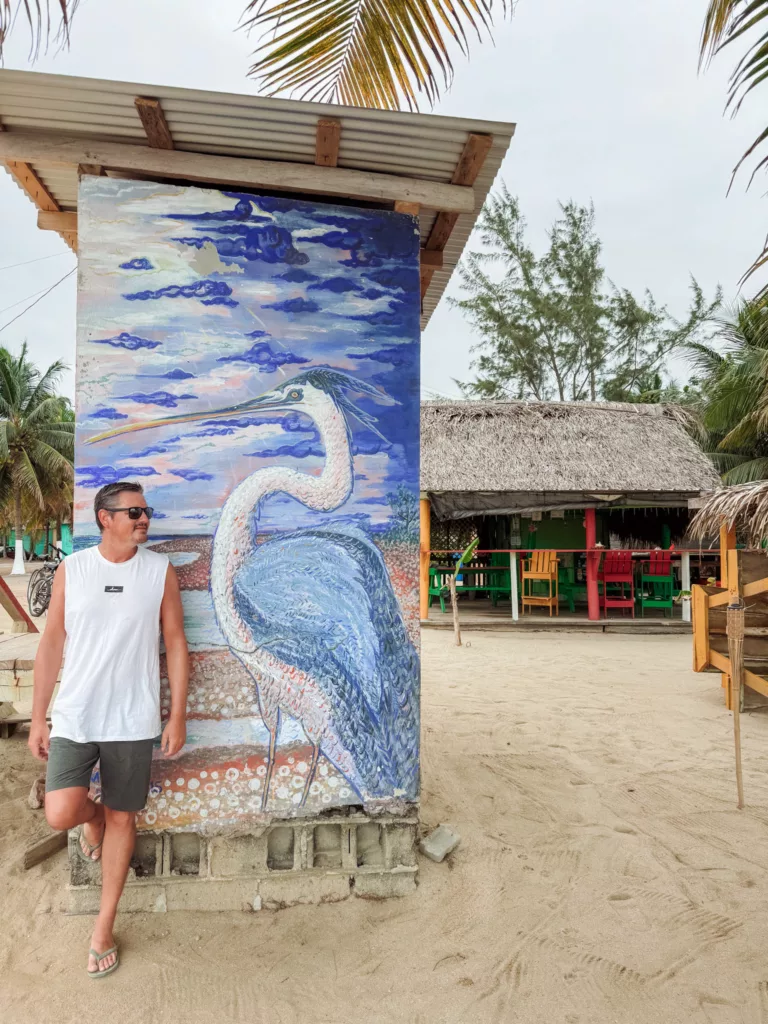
[419,493,431,622]
[449,576,461,647]
[681,552,691,623]
[726,546,745,809]
[510,551,519,621]
[585,508,600,621]
[720,522,736,588]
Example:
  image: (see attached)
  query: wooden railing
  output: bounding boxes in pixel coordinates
[424,548,718,622]
[692,547,768,710]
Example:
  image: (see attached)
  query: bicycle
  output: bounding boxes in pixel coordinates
[27,547,63,617]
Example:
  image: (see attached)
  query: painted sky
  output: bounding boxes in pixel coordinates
[75,179,420,537]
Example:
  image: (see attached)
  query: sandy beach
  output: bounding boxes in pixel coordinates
[3,628,768,1023]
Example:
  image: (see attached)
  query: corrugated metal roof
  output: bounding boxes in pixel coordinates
[0,70,515,328]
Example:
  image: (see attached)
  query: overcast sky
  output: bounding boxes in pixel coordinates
[1,0,765,400]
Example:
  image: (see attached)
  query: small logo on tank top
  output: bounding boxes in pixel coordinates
[104,586,124,593]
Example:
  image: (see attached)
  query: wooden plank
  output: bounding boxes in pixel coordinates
[0,133,475,214]
[4,160,59,211]
[420,133,494,297]
[134,97,175,150]
[743,576,768,598]
[78,163,103,177]
[0,576,37,634]
[727,548,740,600]
[692,584,710,671]
[315,118,340,168]
[37,210,77,232]
[745,668,768,700]
[22,830,68,870]
[420,250,443,269]
[4,159,76,253]
[709,590,730,608]
[720,523,736,587]
[420,494,431,622]
[451,132,494,188]
[394,201,420,216]
[710,649,730,673]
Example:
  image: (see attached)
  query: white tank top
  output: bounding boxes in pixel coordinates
[51,544,169,743]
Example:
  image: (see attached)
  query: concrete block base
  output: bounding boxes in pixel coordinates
[67,810,418,913]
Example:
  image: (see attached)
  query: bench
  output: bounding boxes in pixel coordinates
[428,565,511,613]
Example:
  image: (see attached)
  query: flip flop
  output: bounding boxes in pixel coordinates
[87,946,119,979]
[76,823,104,863]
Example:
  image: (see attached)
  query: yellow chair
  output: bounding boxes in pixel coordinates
[521,550,559,616]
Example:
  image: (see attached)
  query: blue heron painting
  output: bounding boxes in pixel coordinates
[75,177,421,829]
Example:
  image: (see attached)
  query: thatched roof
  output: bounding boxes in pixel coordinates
[689,482,768,546]
[421,401,720,518]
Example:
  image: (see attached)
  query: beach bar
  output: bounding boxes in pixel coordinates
[420,400,722,625]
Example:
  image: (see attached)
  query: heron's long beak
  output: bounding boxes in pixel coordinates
[86,387,290,445]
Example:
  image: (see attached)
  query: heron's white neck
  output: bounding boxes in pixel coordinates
[211,399,353,645]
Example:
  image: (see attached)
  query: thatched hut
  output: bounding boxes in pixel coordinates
[419,400,721,619]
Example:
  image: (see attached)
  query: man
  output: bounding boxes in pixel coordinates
[29,481,189,979]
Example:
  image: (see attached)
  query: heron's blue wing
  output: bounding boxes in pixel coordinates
[232,525,419,796]
[234,528,386,717]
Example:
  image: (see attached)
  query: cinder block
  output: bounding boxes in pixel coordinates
[165,878,257,912]
[260,871,351,908]
[354,867,417,899]
[210,834,268,877]
[356,823,384,868]
[384,823,418,868]
[170,833,201,876]
[313,824,342,869]
[267,826,295,871]
[419,824,460,864]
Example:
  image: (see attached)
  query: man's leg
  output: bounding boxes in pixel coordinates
[88,739,154,976]
[89,808,135,976]
[45,787,105,858]
[45,739,104,860]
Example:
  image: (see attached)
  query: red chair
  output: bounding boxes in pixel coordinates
[598,551,635,618]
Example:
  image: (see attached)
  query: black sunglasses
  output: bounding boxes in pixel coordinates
[109,506,155,521]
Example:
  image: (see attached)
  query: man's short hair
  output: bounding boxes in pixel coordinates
[94,481,145,532]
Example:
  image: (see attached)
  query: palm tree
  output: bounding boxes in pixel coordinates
[0,345,74,574]
[0,1,510,111]
[681,298,768,483]
[701,1,768,284]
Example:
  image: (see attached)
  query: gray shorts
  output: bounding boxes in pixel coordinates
[46,736,155,812]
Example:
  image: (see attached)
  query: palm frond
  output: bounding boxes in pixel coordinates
[243,0,511,111]
[722,457,768,483]
[0,1,79,60]
[700,1,768,282]
[13,449,44,510]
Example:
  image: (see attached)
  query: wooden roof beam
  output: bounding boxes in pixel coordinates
[37,211,77,232]
[0,132,475,214]
[315,118,340,168]
[3,158,76,252]
[134,97,174,150]
[421,132,494,300]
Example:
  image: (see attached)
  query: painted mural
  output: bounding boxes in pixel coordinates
[75,177,421,832]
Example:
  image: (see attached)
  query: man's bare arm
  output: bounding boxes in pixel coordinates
[160,564,188,757]
[29,564,66,760]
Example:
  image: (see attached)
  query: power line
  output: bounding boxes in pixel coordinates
[0,282,53,317]
[0,252,70,273]
[0,269,76,335]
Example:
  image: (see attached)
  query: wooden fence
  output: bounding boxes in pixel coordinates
[692,548,768,711]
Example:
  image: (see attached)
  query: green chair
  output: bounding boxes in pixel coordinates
[637,551,675,617]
